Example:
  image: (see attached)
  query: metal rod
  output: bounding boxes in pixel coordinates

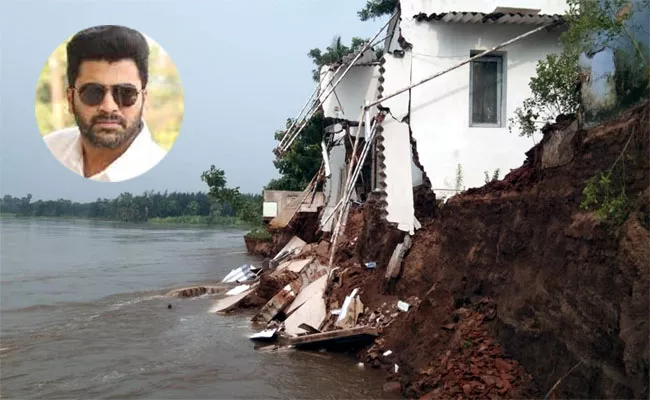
[364,20,561,110]
[277,85,320,150]
[328,117,379,268]
[277,11,398,155]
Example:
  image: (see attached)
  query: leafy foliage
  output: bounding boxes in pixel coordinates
[266,111,325,191]
[308,36,369,82]
[3,169,263,226]
[509,0,650,137]
[2,191,211,223]
[244,227,273,241]
[580,171,629,224]
[455,164,465,191]
[201,166,262,225]
[484,169,501,184]
[580,127,637,225]
[201,166,241,207]
[357,0,398,21]
[509,52,580,137]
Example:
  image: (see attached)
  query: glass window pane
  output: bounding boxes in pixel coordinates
[472,60,498,124]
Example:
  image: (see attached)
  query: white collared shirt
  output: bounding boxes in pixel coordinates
[44,121,167,182]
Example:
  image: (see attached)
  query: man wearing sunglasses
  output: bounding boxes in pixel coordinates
[44,25,167,182]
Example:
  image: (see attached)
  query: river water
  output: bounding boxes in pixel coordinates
[0,218,397,399]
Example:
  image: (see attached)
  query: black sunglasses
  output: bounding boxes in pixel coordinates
[71,83,142,108]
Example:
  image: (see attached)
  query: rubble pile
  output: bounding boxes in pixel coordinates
[412,300,538,399]
[207,101,649,399]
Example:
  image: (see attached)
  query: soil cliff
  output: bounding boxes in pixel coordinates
[329,102,649,398]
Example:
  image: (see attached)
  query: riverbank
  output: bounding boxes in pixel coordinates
[0,213,259,229]
[238,101,649,399]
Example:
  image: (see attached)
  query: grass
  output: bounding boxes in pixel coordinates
[244,226,273,241]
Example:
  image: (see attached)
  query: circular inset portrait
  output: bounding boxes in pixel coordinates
[35,25,184,182]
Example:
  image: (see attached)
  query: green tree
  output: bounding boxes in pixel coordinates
[267,111,325,191]
[509,0,650,137]
[200,165,242,208]
[509,51,581,137]
[358,0,398,21]
[308,36,369,82]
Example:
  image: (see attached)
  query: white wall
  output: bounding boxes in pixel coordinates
[400,0,568,16]
[319,61,380,121]
[400,21,563,195]
[376,53,417,232]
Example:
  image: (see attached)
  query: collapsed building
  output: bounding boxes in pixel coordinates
[241,0,649,398]
[267,0,571,257]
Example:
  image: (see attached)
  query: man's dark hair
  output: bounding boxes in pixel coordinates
[66,25,150,88]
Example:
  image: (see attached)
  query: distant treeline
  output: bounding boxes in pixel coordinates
[0,191,262,225]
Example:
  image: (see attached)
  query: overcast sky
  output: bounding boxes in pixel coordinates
[0,0,385,202]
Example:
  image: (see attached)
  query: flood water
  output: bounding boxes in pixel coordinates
[0,218,398,399]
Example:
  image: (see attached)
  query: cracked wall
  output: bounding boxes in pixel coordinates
[399,12,564,197]
[375,52,419,233]
[318,50,381,122]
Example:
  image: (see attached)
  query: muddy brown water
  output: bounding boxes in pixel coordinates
[0,218,400,399]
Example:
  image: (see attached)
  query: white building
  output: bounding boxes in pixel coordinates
[276,0,569,235]
[373,0,569,232]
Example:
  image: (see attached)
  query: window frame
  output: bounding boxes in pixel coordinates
[468,50,506,128]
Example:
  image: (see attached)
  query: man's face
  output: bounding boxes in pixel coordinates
[67,59,147,149]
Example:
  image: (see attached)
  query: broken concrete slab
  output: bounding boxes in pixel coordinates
[274,257,314,275]
[285,274,328,316]
[210,284,259,314]
[273,236,307,261]
[335,288,365,329]
[283,277,328,336]
[249,328,277,342]
[297,261,329,288]
[385,234,412,280]
[288,326,379,351]
[226,284,251,296]
[252,280,302,323]
[397,300,410,312]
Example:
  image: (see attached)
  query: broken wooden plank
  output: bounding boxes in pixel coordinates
[288,326,380,351]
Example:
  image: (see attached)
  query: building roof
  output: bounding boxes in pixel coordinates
[413,11,565,25]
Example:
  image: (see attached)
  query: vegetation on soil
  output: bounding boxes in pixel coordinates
[510,0,649,222]
[510,0,649,138]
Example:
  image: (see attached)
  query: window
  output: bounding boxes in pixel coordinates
[469,51,504,127]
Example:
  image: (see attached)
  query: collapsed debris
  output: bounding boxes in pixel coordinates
[222,264,261,283]
[210,234,406,359]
